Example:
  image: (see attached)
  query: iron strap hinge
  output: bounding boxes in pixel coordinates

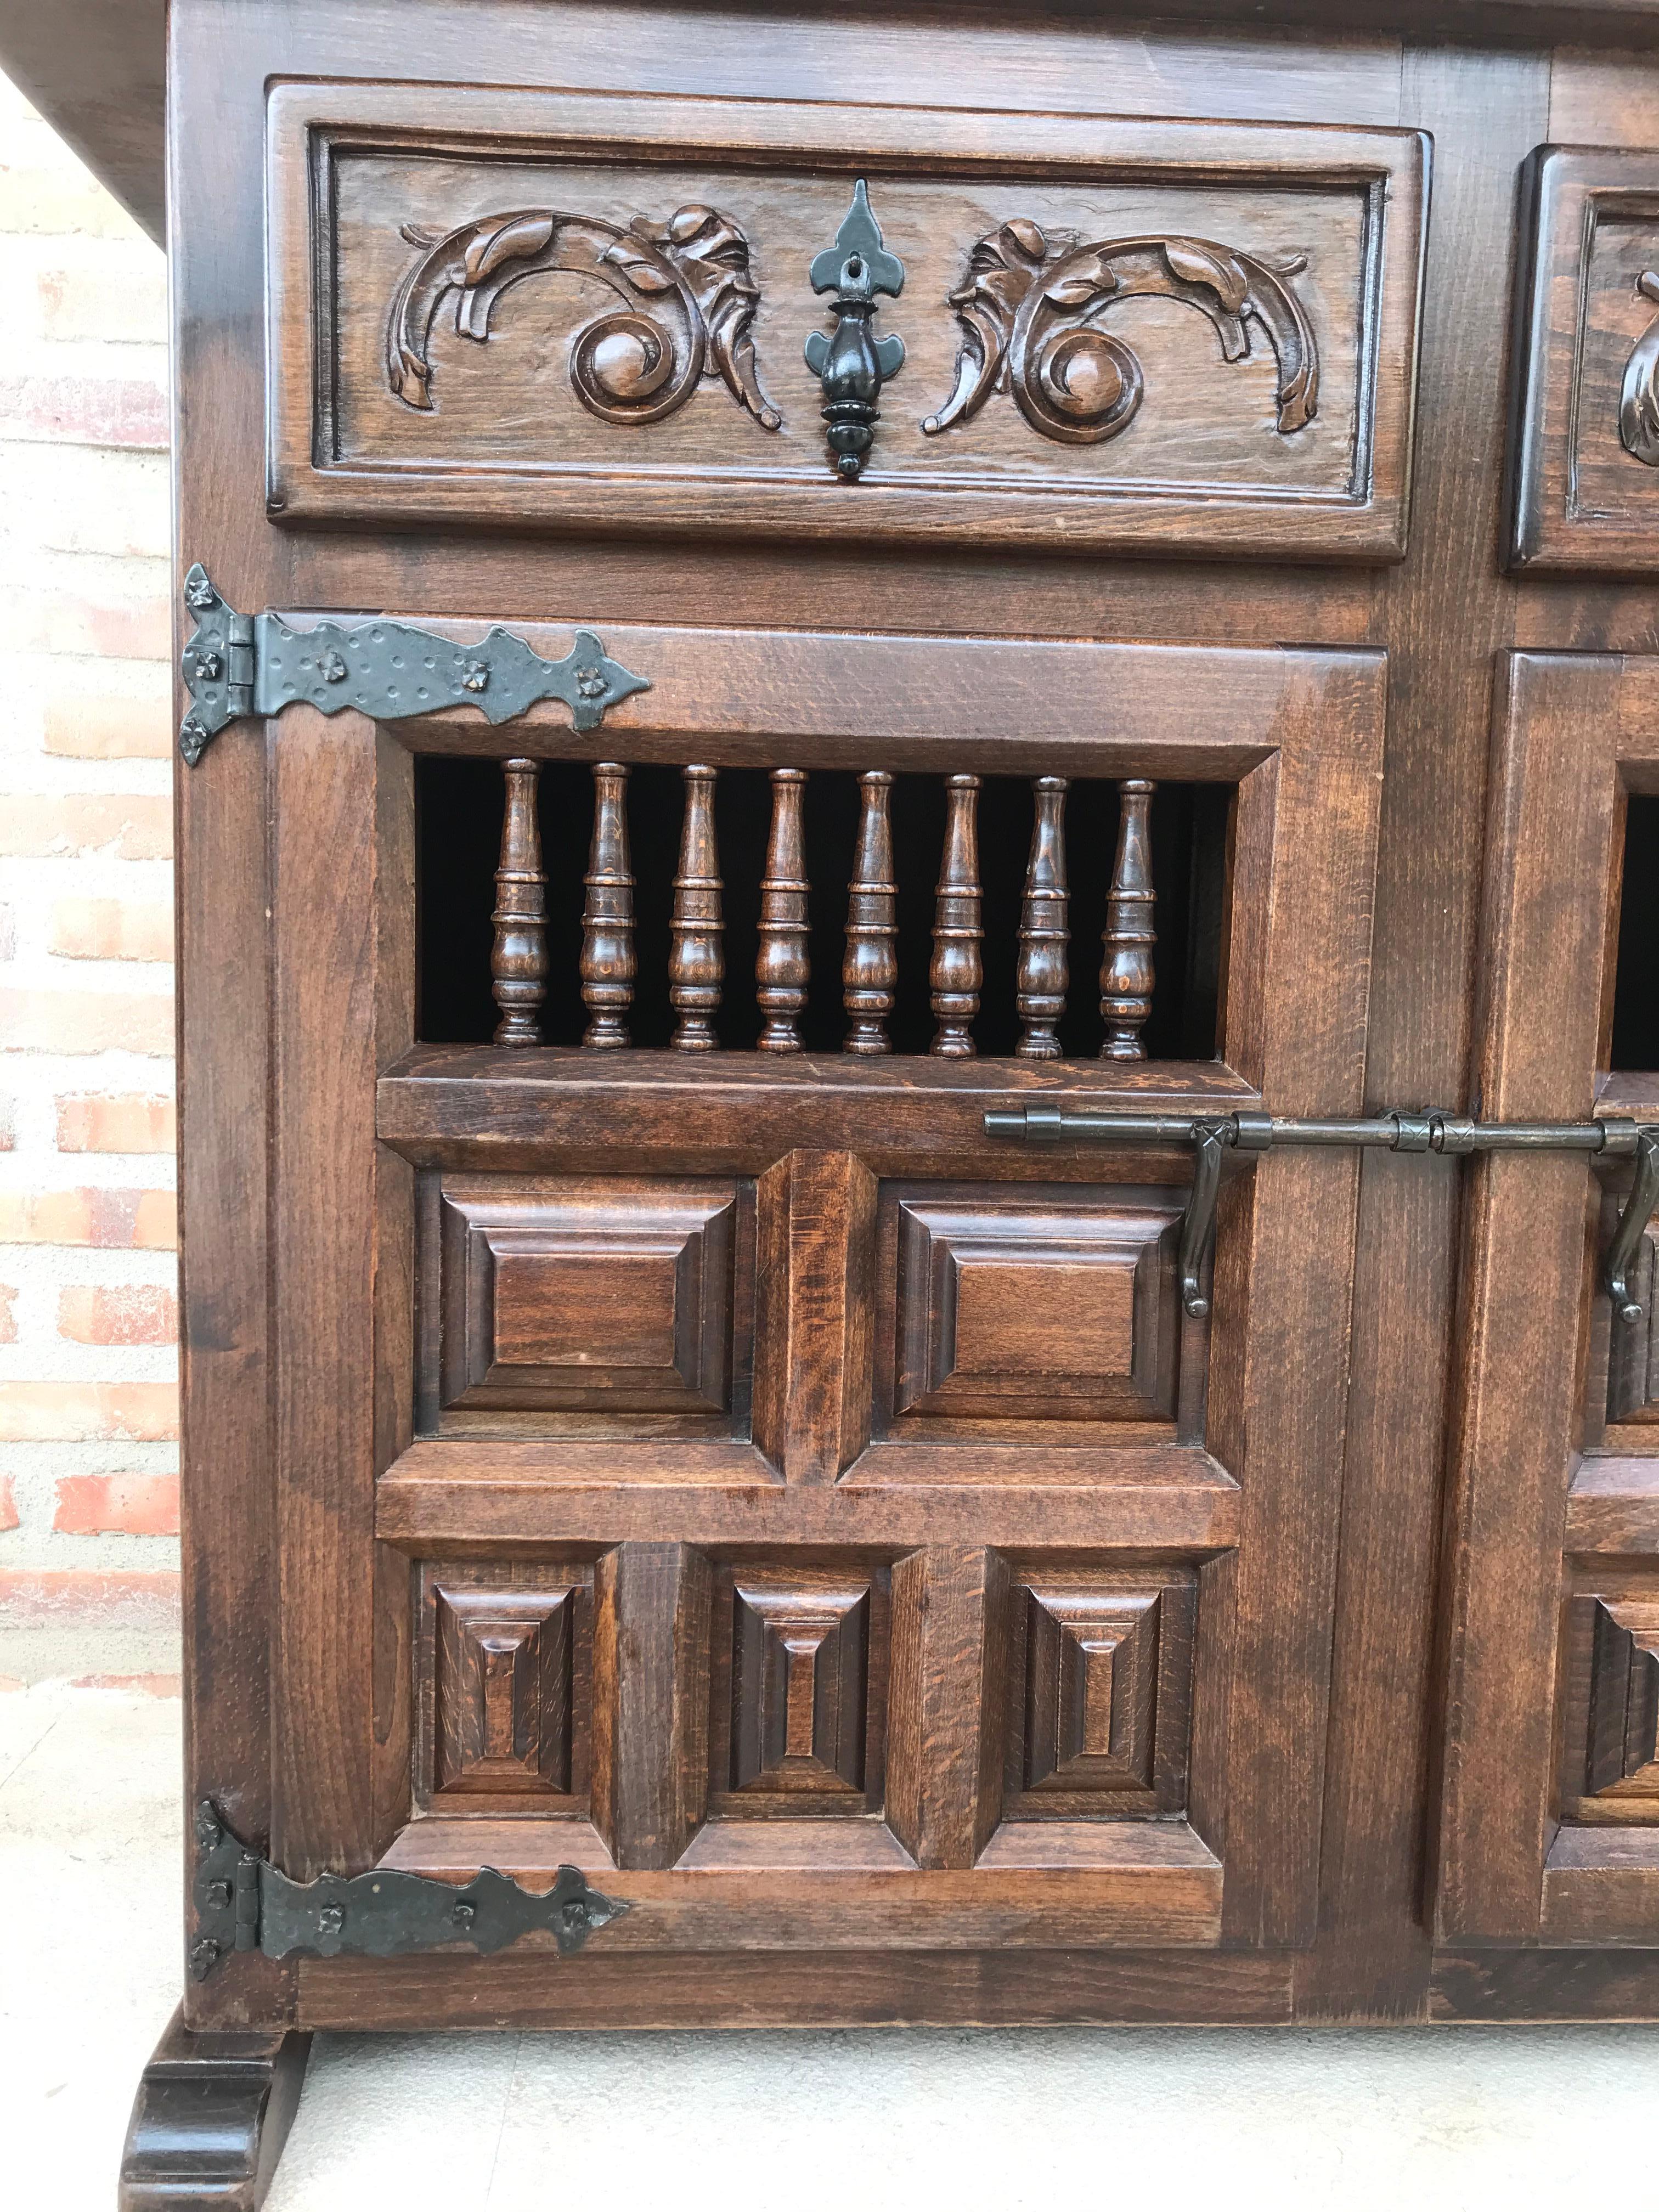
[985,1104,1659,1325]
[188,1801,628,1980]
[177,566,652,765]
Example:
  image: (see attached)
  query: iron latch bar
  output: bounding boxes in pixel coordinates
[985,1105,1659,1324]
[188,1801,628,1980]
[178,566,652,765]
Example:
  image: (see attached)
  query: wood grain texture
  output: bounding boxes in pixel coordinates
[1508,146,1659,572]
[884,1184,1182,1431]
[1434,652,1630,1946]
[752,1149,877,1482]
[591,1542,712,1869]
[416,1559,594,1814]
[270,710,414,1882]
[266,83,1428,561]
[1297,41,1548,2024]
[295,1942,1292,2033]
[432,1174,743,1425]
[165,0,1659,2048]
[119,2005,311,2212]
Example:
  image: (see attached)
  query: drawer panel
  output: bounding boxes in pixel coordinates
[268,81,1428,560]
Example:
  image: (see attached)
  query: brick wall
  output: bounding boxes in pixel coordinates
[0,72,179,1688]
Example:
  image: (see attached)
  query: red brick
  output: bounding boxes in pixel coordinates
[0,1381,178,1442]
[0,373,168,450]
[0,1570,180,1629]
[0,794,171,861]
[13,588,170,663]
[0,989,174,1054]
[0,1188,176,1248]
[49,898,172,963]
[0,1285,15,1343]
[57,1093,176,1154]
[43,689,170,761]
[58,1283,176,1346]
[0,1475,17,1532]
[69,1673,182,1696]
[37,263,167,345]
[53,1472,180,1536]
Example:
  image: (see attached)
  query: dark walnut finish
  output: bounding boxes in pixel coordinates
[264,81,1427,561]
[1508,146,1659,571]
[139,4,1659,2198]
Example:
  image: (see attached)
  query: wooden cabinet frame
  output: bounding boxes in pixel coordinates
[1435,650,1659,1949]
[178,618,1383,2030]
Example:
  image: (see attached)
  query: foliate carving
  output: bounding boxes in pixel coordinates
[386,204,782,431]
[1620,269,1659,466]
[922,222,1318,447]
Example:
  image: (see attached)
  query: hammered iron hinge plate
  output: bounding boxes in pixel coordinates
[188,1800,629,1979]
[178,565,652,765]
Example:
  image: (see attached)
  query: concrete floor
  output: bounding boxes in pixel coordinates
[4,1681,1658,2212]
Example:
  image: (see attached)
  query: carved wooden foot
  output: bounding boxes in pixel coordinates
[119,2005,312,2211]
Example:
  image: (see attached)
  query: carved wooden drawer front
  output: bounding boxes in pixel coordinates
[1509,147,1659,572]
[267,83,1429,560]
[427,1173,751,1430]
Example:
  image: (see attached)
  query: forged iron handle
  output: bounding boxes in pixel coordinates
[984,1103,1659,1328]
[1608,1128,1659,1327]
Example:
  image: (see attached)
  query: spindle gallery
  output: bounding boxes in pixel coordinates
[488,760,1161,1057]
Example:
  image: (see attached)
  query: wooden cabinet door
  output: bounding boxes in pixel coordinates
[219,619,1386,2031]
[1435,651,1659,1951]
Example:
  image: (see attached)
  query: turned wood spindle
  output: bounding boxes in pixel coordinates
[669,764,724,1051]
[490,757,547,1047]
[843,770,898,1055]
[1016,775,1069,1059]
[1101,777,1156,1060]
[930,774,983,1057]
[580,760,635,1048]
[756,768,809,1051]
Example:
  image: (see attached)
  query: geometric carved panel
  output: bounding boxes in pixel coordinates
[437,1175,739,1416]
[1006,1569,1196,1817]
[893,1190,1181,1425]
[433,1583,575,1798]
[1585,1596,1659,1798]
[1023,1587,1160,1793]
[731,1579,870,1797]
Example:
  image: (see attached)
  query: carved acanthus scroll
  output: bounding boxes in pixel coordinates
[922,222,1318,446]
[1620,269,1659,466]
[386,204,781,430]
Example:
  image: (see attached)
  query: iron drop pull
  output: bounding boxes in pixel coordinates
[805,180,905,481]
[986,1104,1659,1324]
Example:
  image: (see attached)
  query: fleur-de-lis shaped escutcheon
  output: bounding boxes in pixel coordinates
[804,180,905,481]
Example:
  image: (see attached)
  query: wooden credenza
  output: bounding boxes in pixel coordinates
[123,1,1659,2199]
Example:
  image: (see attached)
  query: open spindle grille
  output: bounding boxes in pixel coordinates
[419,758,1228,1062]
